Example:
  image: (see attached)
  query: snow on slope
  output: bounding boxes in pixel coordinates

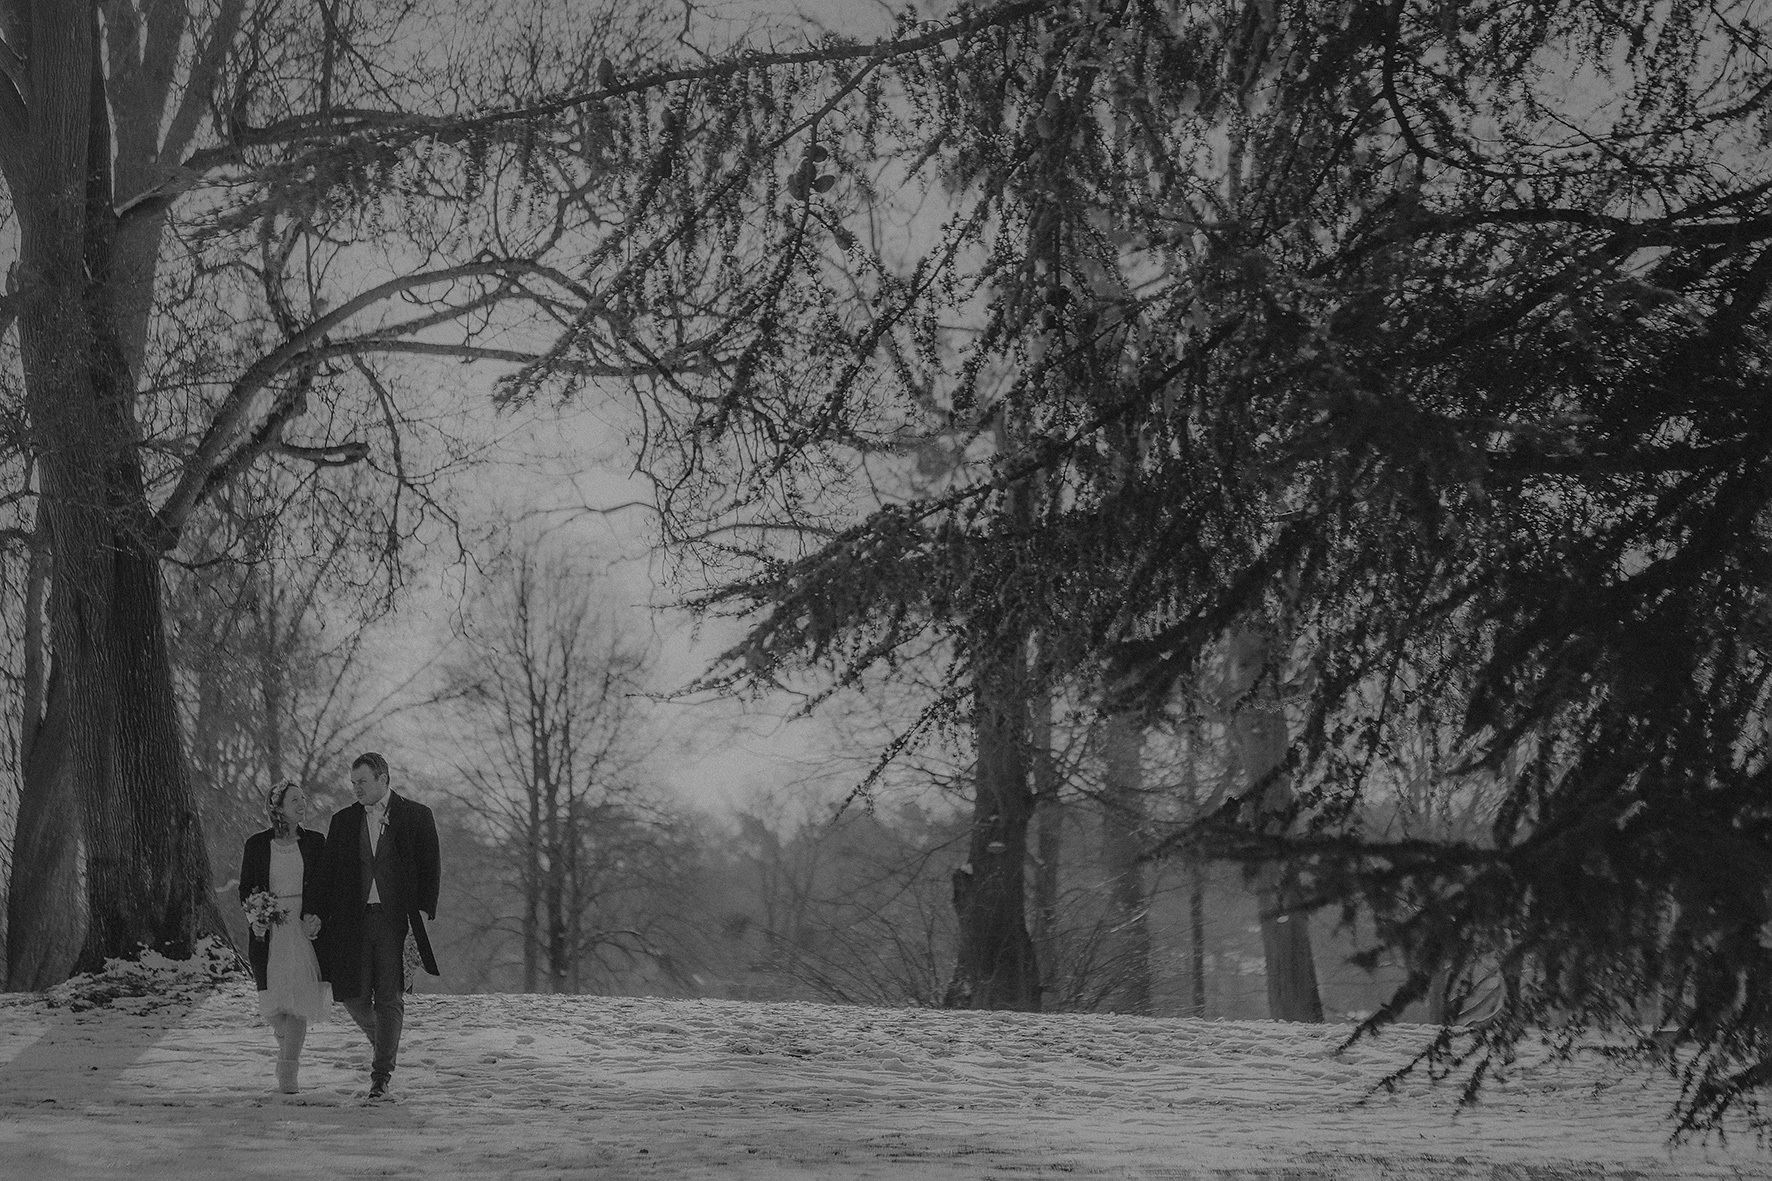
[0,980,1766,1179]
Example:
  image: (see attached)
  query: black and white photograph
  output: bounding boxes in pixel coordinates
[1,0,1771,1175]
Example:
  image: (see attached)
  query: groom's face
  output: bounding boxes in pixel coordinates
[352,765,390,808]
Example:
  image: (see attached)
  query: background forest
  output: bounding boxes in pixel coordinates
[25,525,1443,1024]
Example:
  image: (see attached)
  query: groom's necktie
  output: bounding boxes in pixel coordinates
[364,803,388,905]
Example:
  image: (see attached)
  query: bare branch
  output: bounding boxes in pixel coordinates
[161,0,246,163]
[273,440,369,467]
[355,338,717,376]
[152,260,545,544]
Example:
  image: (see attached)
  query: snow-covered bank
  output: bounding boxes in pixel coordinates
[0,982,1764,1179]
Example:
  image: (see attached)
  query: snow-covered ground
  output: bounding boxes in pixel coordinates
[0,972,1767,1179]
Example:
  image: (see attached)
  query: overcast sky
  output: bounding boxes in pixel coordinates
[363,0,916,819]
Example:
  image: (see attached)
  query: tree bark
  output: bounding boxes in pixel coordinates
[1188,862,1208,1018]
[945,628,1040,1011]
[546,763,568,994]
[6,663,84,989]
[1224,627,1323,1023]
[11,0,109,989]
[1427,962,1455,1024]
[5,527,84,990]
[1179,726,1210,1019]
[78,527,223,971]
[257,569,284,783]
[8,0,220,983]
[564,791,583,994]
[522,747,542,994]
[1028,683,1060,978]
[1099,713,1151,1014]
[19,521,47,762]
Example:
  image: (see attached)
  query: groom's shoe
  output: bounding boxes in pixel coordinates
[367,1075,390,1100]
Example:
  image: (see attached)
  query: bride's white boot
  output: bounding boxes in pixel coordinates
[276,1016,307,1094]
[275,1060,297,1093]
[269,1014,290,1091]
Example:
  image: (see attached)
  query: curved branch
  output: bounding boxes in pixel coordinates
[151,259,546,544]
[273,440,369,467]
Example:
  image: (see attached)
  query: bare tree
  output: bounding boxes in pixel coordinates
[1,0,670,986]
[165,474,451,911]
[447,544,681,993]
[725,790,965,1008]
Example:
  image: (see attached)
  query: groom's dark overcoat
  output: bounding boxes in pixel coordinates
[237,826,328,992]
[314,791,441,999]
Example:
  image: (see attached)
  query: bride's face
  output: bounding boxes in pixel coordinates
[280,785,308,826]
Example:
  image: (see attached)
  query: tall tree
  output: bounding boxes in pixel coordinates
[944,614,1041,1008]
[725,794,966,1007]
[8,0,217,982]
[448,544,673,993]
[0,0,664,986]
[1097,712,1152,1015]
[1220,627,1322,1022]
[483,0,1772,1122]
[74,0,1760,1120]
[1028,685,1062,972]
[165,472,442,893]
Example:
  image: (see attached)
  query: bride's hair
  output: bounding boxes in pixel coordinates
[267,781,300,839]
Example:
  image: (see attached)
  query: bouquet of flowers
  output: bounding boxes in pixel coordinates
[241,889,288,934]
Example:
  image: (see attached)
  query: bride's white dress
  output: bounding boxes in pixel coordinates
[258,839,331,1023]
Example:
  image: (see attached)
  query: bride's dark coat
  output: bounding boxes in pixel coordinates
[237,827,329,991]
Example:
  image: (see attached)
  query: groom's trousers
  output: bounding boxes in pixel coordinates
[343,905,405,1084]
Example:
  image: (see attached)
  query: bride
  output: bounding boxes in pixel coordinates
[238,780,331,1093]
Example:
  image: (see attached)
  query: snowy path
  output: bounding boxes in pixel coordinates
[0,985,1766,1179]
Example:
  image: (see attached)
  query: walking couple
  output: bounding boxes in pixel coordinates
[238,752,441,1099]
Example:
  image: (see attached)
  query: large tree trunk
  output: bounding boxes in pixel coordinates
[7,0,99,993]
[6,664,85,988]
[1028,684,1061,979]
[7,526,86,989]
[77,527,223,972]
[1427,962,1456,1025]
[1188,862,1208,1018]
[8,2,219,982]
[945,630,1040,1011]
[1179,726,1210,1019]
[1224,627,1323,1023]
[1099,713,1151,1014]
[19,522,48,753]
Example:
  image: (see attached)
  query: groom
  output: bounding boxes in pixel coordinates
[316,751,441,1099]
